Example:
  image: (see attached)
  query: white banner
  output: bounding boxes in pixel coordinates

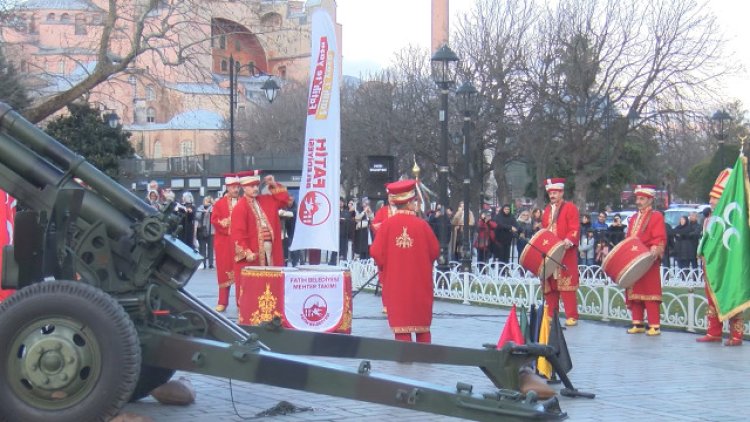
[283,271,344,332]
[290,9,340,252]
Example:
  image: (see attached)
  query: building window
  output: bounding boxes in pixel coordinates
[220,60,227,72]
[75,14,86,35]
[234,40,241,52]
[92,14,102,25]
[146,107,156,123]
[29,15,37,33]
[60,13,71,23]
[180,141,193,157]
[247,61,254,74]
[46,13,55,22]
[153,141,162,158]
[146,85,155,100]
[128,75,136,85]
[278,65,287,79]
[57,60,65,74]
[219,35,226,50]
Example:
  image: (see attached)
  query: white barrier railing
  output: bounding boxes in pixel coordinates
[347,259,747,335]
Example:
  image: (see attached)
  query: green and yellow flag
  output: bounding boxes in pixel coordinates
[698,156,750,321]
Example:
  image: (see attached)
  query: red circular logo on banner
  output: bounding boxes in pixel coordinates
[302,294,328,323]
[298,191,331,226]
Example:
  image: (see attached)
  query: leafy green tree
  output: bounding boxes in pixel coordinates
[44,103,134,178]
[0,48,30,110]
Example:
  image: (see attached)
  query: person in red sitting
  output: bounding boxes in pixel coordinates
[370,179,440,343]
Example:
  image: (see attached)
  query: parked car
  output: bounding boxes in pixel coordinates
[590,210,636,228]
[664,204,710,229]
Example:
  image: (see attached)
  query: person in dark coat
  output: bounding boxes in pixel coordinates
[492,205,517,263]
[671,215,694,269]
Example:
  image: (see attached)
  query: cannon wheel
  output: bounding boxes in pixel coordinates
[129,364,176,402]
[0,281,140,422]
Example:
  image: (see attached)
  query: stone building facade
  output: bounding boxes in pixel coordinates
[1,0,340,160]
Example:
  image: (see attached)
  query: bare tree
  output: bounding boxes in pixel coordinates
[540,0,732,207]
[3,0,298,124]
[454,0,539,207]
[233,79,307,156]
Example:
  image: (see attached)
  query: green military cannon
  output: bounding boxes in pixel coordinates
[0,102,573,421]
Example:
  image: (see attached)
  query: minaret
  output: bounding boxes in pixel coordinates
[431,0,449,53]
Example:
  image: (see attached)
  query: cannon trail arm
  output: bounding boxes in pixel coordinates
[139,329,565,422]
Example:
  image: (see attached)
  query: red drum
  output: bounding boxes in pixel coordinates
[601,237,655,288]
[519,229,566,279]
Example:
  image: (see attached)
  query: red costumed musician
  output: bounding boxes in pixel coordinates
[541,178,580,326]
[696,169,744,346]
[210,173,241,312]
[371,186,397,314]
[625,184,667,336]
[370,179,440,343]
[230,170,292,277]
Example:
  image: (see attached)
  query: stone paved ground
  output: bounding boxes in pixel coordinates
[121,268,750,422]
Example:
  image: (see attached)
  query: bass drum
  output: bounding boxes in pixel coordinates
[601,237,655,288]
[519,229,566,279]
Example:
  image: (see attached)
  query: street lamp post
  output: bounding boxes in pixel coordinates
[430,44,459,267]
[456,81,478,272]
[228,55,281,172]
[711,109,731,169]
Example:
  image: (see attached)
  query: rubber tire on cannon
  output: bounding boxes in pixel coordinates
[0,281,141,422]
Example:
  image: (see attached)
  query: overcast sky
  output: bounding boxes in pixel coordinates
[336,0,750,113]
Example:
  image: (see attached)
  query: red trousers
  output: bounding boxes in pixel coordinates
[545,290,579,320]
[628,300,661,327]
[704,285,744,341]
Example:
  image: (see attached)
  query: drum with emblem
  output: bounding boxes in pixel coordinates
[601,237,655,288]
[519,229,566,279]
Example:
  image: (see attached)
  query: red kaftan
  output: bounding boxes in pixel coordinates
[370,210,440,333]
[625,207,666,302]
[230,185,292,271]
[541,201,581,292]
[211,195,238,290]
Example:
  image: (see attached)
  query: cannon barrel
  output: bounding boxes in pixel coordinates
[0,103,157,237]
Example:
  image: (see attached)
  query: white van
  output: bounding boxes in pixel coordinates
[663,204,710,229]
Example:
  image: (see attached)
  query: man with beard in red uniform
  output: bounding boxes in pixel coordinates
[696,169,744,346]
[541,178,581,326]
[231,170,292,274]
[210,173,241,312]
[370,179,440,343]
[625,184,667,336]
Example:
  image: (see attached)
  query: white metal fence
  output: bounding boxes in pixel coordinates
[347,259,747,336]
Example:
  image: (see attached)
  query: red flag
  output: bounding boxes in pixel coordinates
[497,304,525,348]
[0,190,16,302]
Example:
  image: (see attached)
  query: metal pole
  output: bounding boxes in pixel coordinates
[461,112,471,272]
[229,55,235,173]
[439,86,450,267]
